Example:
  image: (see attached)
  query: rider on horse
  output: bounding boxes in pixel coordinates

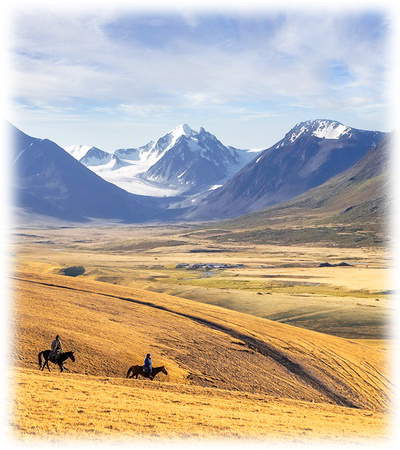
[143,353,152,378]
[50,335,63,363]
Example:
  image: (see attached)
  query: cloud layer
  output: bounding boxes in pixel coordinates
[8,7,392,148]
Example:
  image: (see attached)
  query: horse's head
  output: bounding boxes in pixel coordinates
[162,366,168,375]
[69,351,76,362]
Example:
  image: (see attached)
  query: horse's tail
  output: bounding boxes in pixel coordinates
[126,366,133,378]
[38,351,43,369]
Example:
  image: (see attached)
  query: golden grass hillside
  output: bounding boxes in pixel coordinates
[12,270,391,407]
[9,265,393,441]
[11,368,390,441]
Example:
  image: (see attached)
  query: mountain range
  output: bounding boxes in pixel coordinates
[207,133,392,247]
[65,124,259,197]
[184,120,386,220]
[9,119,390,231]
[10,123,165,223]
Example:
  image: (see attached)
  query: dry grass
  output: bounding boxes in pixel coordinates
[10,270,392,440]
[12,227,391,339]
[11,367,390,442]
[8,225,393,442]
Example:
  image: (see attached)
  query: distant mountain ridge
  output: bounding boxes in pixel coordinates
[10,123,164,223]
[206,133,393,248]
[185,119,386,220]
[65,124,259,197]
[9,118,388,228]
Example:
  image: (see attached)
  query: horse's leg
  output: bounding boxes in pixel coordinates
[59,363,64,372]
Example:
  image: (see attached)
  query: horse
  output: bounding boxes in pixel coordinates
[38,350,75,372]
[126,365,168,380]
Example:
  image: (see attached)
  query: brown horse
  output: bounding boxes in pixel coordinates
[126,365,168,380]
[38,350,75,372]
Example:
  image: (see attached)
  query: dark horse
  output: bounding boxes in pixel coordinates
[126,365,168,380]
[38,350,75,372]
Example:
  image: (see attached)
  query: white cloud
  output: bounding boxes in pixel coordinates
[9,8,391,131]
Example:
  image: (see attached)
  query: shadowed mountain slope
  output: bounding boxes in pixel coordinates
[196,133,393,247]
[185,120,386,220]
[10,123,166,223]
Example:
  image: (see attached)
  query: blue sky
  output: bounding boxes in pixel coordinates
[6,1,394,151]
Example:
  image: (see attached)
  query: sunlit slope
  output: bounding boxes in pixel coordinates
[12,368,389,441]
[12,271,391,412]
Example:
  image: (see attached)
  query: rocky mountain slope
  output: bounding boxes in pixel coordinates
[201,133,393,247]
[185,120,386,220]
[10,123,164,223]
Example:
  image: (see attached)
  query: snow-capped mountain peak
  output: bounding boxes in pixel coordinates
[186,120,386,221]
[79,147,113,166]
[286,119,352,144]
[64,124,259,197]
[139,124,196,164]
[172,123,195,139]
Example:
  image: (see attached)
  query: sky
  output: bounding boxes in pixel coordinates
[3,0,396,151]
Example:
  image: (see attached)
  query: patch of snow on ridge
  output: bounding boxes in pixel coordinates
[312,121,350,139]
[64,144,93,160]
[290,126,308,143]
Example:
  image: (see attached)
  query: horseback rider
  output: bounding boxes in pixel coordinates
[143,353,152,378]
[50,335,64,363]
